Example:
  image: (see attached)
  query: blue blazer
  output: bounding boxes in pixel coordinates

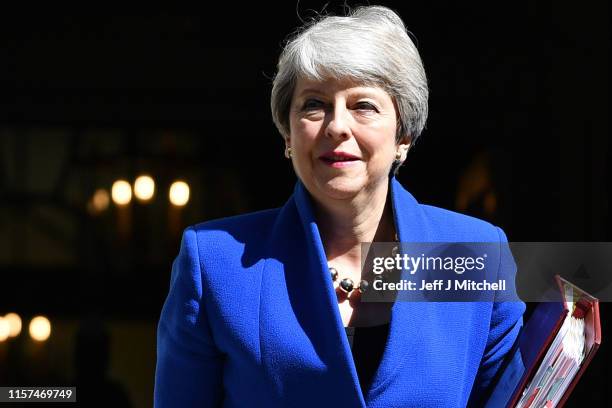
[154,176,525,407]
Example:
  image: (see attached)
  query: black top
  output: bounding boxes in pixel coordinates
[344,323,390,396]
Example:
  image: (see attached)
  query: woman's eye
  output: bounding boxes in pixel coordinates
[302,99,324,110]
[355,102,378,111]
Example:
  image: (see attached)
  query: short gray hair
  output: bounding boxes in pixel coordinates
[271,5,429,144]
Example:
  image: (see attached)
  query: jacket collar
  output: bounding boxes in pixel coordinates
[293,175,432,245]
[290,175,432,403]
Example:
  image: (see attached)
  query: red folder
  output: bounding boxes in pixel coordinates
[484,275,601,408]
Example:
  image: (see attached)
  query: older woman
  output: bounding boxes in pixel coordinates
[154,6,525,408]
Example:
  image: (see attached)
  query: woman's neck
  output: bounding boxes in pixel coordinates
[313,181,395,264]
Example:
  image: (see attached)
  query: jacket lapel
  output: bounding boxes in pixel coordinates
[258,180,365,407]
[292,179,366,404]
[363,176,435,400]
[258,176,432,406]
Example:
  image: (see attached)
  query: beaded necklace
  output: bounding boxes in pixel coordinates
[328,233,399,295]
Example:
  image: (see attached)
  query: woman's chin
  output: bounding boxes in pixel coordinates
[316,177,366,200]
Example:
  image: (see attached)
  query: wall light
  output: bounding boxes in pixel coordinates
[0,318,9,342]
[4,312,22,337]
[29,316,51,342]
[111,180,132,206]
[169,181,190,207]
[134,175,155,202]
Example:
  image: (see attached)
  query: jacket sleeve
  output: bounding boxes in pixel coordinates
[467,227,526,407]
[154,227,224,407]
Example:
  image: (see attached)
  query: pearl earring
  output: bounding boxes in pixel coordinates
[285,147,292,159]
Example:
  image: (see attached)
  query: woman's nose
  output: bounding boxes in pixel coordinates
[325,105,352,140]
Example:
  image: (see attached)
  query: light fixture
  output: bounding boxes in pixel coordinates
[88,188,110,214]
[111,180,132,206]
[0,318,9,342]
[4,312,22,337]
[29,316,51,342]
[169,181,190,207]
[134,175,155,202]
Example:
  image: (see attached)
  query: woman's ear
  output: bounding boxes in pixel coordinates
[397,135,412,162]
[284,136,292,159]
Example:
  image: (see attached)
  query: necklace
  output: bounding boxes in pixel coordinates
[328,233,399,295]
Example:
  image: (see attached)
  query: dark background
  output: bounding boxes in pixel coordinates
[0,2,608,406]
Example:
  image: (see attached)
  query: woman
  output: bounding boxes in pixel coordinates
[154,6,525,407]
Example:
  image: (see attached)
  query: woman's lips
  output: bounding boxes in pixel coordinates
[319,152,361,168]
[319,157,359,169]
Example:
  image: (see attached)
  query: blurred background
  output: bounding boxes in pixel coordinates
[0,2,608,407]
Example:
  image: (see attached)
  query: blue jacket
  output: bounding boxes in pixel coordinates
[154,176,525,407]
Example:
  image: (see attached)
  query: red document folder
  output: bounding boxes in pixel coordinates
[484,275,601,408]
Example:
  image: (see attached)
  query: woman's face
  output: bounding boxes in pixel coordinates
[288,76,408,202]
